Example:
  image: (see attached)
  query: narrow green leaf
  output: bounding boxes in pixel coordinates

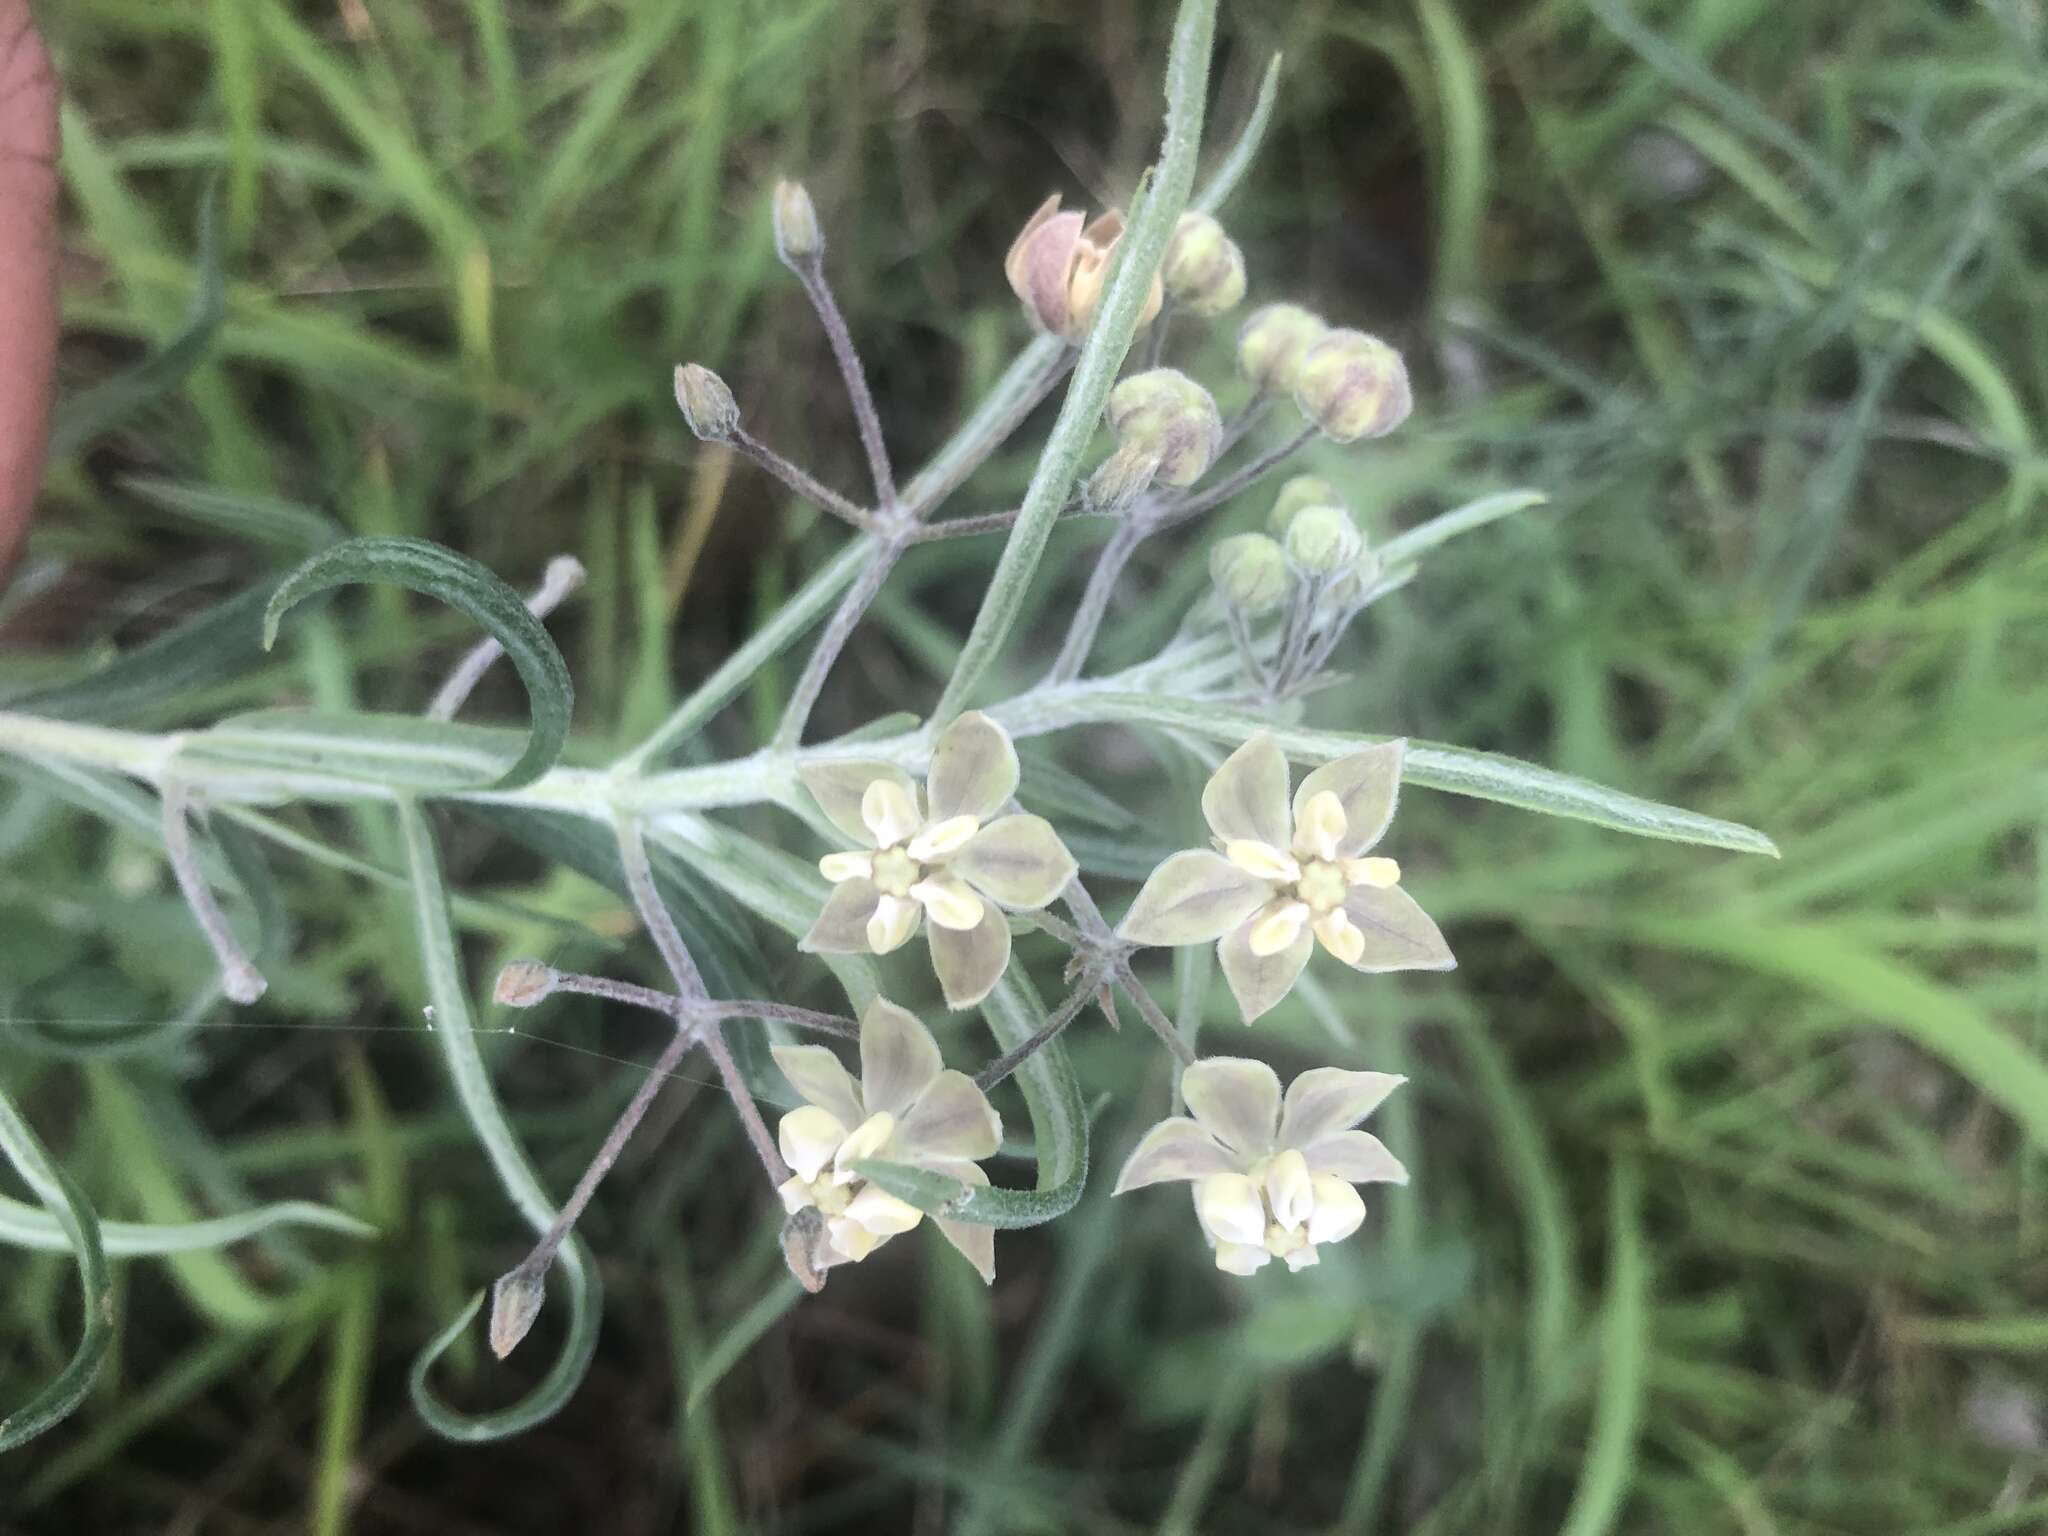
[0,1084,114,1453]
[1558,1156,1649,1536]
[262,538,573,789]
[179,708,526,799]
[1376,490,1548,569]
[1192,50,1281,215]
[1012,693,1777,856]
[0,1195,375,1256]
[397,799,602,1441]
[122,475,342,556]
[48,182,225,459]
[933,0,1217,722]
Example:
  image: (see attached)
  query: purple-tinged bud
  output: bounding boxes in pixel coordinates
[1237,303,1327,394]
[1283,504,1362,575]
[673,363,739,441]
[1294,329,1412,443]
[494,960,558,1009]
[772,179,822,264]
[1161,212,1247,317]
[1105,368,1221,487]
[1267,474,1338,536]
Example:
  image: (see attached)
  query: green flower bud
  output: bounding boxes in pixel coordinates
[1294,329,1412,443]
[1210,533,1291,613]
[1284,504,1362,575]
[1267,474,1338,535]
[1161,212,1247,317]
[1105,368,1222,487]
[772,179,822,264]
[1237,303,1328,394]
[674,363,739,441]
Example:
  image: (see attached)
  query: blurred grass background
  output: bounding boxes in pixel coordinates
[3,0,2047,1530]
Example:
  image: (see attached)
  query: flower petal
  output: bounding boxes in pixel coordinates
[907,814,980,863]
[1117,850,1271,947]
[1247,900,1309,957]
[1181,1057,1282,1156]
[911,872,985,932]
[1306,1174,1367,1244]
[1224,839,1300,883]
[952,814,1077,910]
[1265,1149,1314,1230]
[926,711,1020,822]
[859,998,944,1118]
[1213,1240,1272,1276]
[933,1164,996,1283]
[862,778,923,848]
[778,1105,848,1183]
[843,1183,925,1238]
[1194,1172,1267,1246]
[1291,790,1348,862]
[799,759,915,846]
[867,893,923,954]
[818,850,874,883]
[1278,1068,1405,1147]
[1201,733,1293,849]
[1302,1129,1409,1186]
[1113,1117,1240,1193]
[928,902,1012,1011]
[897,1070,1002,1162]
[771,1043,866,1128]
[1340,883,1456,972]
[1217,916,1313,1024]
[1292,741,1404,856]
[1310,908,1365,965]
[801,878,883,954]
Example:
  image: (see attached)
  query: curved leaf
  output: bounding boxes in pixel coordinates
[397,799,601,1441]
[0,1085,113,1453]
[0,1195,374,1257]
[263,538,572,790]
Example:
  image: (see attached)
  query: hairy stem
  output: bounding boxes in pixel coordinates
[1044,516,1151,684]
[731,428,875,530]
[792,256,896,510]
[1161,421,1315,526]
[974,977,1100,1090]
[428,555,586,722]
[161,783,265,1004]
[771,539,903,751]
[542,967,858,1039]
[1113,964,1200,1066]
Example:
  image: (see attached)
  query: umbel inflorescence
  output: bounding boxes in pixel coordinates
[0,18,1777,1450]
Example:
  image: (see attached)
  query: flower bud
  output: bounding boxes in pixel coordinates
[1106,368,1221,487]
[494,960,558,1009]
[1085,441,1164,514]
[1323,547,1384,609]
[1161,212,1246,317]
[772,179,822,264]
[1005,194,1164,342]
[1284,504,1362,575]
[1237,303,1327,393]
[1210,533,1291,614]
[1294,329,1412,442]
[1267,475,1338,536]
[489,1265,546,1360]
[674,363,739,441]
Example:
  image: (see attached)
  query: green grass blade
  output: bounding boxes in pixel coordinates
[0,1196,374,1256]
[1557,1155,1648,1536]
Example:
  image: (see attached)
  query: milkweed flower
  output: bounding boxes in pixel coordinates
[1116,1057,1408,1274]
[1005,193,1164,341]
[800,711,1078,1009]
[1118,734,1452,1022]
[774,997,1002,1281]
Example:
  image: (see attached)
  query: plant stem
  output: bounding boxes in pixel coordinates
[1113,964,1200,1066]
[730,428,875,530]
[1160,422,1315,526]
[613,813,785,1180]
[428,555,586,722]
[792,256,896,510]
[161,783,266,1004]
[543,968,858,1039]
[1225,601,1271,693]
[770,537,904,751]
[503,1017,701,1295]
[1044,516,1151,684]
[975,977,1100,1090]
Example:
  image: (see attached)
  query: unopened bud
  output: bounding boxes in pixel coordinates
[489,1264,547,1359]
[674,364,739,441]
[1267,475,1338,536]
[1237,303,1327,394]
[772,180,822,264]
[1210,533,1292,614]
[1323,547,1384,609]
[494,960,558,1009]
[1161,212,1247,317]
[1085,442,1164,514]
[781,1208,829,1294]
[1294,329,1412,442]
[1284,504,1362,575]
[1105,369,1221,487]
